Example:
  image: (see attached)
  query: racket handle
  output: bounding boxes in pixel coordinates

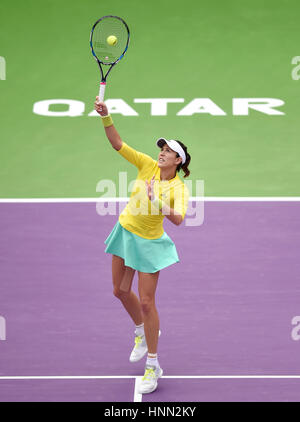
[99,82,106,102]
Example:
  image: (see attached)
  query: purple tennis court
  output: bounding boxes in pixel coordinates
[0,201,300,402]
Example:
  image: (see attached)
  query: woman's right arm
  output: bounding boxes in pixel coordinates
[95,97,155,170]
[94,97,122,151]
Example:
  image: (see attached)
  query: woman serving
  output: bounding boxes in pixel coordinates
[95,97,191,394]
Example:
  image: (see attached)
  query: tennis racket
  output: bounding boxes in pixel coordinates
[90,15,130,102]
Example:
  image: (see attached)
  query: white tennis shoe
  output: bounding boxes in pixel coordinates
[129,334,147,363]
[138,364,163,394]
[129,330,161,363]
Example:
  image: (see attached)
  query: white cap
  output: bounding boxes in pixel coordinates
[156,138,186,165]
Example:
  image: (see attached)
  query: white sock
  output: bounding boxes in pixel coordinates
[135,323,144,337]
[146,354,159,368]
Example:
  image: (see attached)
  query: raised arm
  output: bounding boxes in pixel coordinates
[94,97,122,151]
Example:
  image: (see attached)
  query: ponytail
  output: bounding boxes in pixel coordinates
[175,141,191,178]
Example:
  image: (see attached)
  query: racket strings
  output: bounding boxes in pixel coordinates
[92,17,128,64]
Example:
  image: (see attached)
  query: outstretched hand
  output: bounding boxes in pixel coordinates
[145,175,155,201]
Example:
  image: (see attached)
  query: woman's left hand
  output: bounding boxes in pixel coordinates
[145,175,155,201]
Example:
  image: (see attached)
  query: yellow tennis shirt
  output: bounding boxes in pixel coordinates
[117,142,189,239]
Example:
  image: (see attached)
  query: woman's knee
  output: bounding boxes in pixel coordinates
[140,296,155,315]
[113,286,130,300]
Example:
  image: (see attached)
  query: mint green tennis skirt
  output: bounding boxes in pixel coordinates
[104,221,179,273]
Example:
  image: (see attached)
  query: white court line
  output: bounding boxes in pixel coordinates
[0,197,300,203]
[0,375,143,402]
[0,376,136,379]
[161,375,300,379]
[2,375,300,403]
[133,377,143,402]
[1,375,300,379]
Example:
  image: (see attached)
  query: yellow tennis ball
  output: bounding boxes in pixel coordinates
[107,35,117,46]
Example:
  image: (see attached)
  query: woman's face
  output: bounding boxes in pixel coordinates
[158,144,182,169]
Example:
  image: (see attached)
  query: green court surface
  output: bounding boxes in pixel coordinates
[0,0,299,198]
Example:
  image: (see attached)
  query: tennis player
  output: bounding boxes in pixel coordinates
[95,97,191,394]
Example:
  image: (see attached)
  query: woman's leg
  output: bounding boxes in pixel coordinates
[138,271,160,355]
[112,255,143,326]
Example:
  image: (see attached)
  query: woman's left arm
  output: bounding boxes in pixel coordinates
[160,205,183,226]
[145,176,184,226]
